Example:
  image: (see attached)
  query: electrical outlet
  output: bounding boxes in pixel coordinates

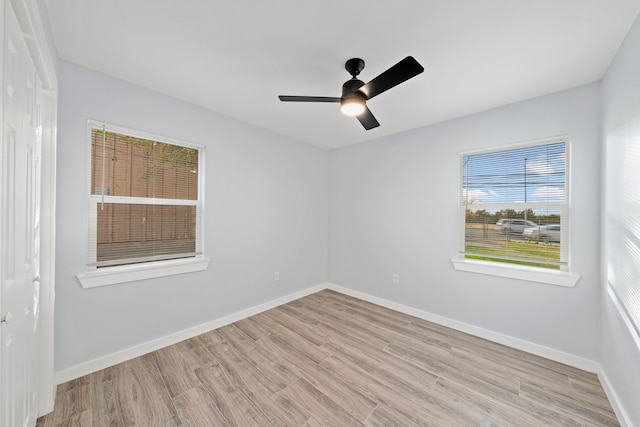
[393,274,400,285]
[274,271,280,281]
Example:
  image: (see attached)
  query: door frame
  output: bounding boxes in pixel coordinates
[2,0,58,416]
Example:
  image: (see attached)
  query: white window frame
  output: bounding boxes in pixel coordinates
[77,120,209,288]
[451,136,579,287]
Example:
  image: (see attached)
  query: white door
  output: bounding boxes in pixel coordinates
[1,1,42,426]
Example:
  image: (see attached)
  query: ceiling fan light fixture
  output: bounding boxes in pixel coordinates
[278,56,424,130]
[340,96,365,116]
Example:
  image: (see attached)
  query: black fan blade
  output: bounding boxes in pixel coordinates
[356,107,380,130]
[358,56,424,100]
[279,95,340,103]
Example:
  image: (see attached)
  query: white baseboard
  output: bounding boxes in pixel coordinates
[55,281,630,423]
[54,283,328,384]
[327,283,599,373]
[56,281,600,385]
[597,364,633,427]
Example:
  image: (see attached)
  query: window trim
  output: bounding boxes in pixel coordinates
[78,120,209,288]
[452,135,579,287]
[451,258,579,287]
[78,256,210,288]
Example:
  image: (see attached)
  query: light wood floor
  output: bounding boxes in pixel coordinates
[37,290,619,426]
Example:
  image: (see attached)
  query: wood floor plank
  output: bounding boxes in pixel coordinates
[39,290,620,427]
[433,377,547,427]
[252,313,332,365]
[364,403,431,427]
[319,345,476,426]
[151,343,201,399]
[520,372,616,418]
[234,334,303,386]
[279,378,364,427]
[318,291,413,329]
[209,338,289,397]
[88,363,132,427]
[194,361,273,426]
[294,356,377,420]
[414,321,575,388]
[268,389,312,426]
[36,376,91,427]
[385,342,522,395]
[172,386,229,426]
[520,382,620,426]
[303,302,392,350]
[171,335,217,369]
[301,416,324,427]
[263,307,329,347]
[233,316,271,341]
[568,375,618,415]
[321,352,455,426]
[196,342,302,427]
[324,336,441,393]
[41,411,93,427]
[130,355,180,422]
[276,302,323,327]
[200,326,309,426]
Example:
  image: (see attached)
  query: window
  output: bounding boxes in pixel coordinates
[78,121,208,288]
[606,130,640,340]
[453,136,578,287]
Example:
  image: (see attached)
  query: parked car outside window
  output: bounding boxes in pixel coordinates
[523,224,561,242]
[496,219,538,234]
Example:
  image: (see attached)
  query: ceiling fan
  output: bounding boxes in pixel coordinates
[278,56,424,130]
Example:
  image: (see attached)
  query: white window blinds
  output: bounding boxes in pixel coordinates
[460,137,569,269]
[607,135,640,337]
[87,122,203,268]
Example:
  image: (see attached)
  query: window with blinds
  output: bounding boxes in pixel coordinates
[459,137,569,270]
[606,133,640,338]
[88,122,203,268]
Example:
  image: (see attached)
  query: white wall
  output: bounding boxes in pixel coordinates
[601,12,640,426]
[35,0,58,74]
[329,83,601,361]
[55,61,328,372]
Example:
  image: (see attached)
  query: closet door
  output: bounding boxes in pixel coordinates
[1,2,42,426]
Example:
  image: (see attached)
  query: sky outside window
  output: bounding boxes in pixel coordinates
[462,142,566,206]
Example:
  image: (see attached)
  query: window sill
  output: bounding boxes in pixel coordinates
[77,257,210,288]
[451,258,579,287]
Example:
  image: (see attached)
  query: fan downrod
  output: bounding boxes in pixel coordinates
[345,58,365,77]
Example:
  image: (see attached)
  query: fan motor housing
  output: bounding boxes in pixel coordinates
[342,78,365,98]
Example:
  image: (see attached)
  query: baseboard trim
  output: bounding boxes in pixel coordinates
[53,281,631,424]
[54,283,328,384]
[597,364,633,427]
[327,283,599,373]
[56,281,600,384]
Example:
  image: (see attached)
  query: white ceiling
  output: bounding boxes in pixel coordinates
[44,0,640,150]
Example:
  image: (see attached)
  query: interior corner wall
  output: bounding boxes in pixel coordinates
[35,0,59,75]
[55,60,329,372]
[329,83,602,361]
[601,11,640,426]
